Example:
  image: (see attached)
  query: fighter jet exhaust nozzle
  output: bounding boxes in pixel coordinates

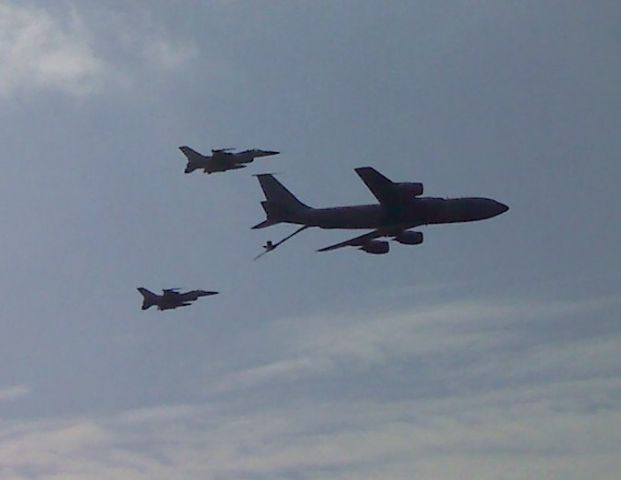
[359,240,390,254]
[394,231,423,245]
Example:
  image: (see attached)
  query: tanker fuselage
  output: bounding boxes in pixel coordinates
[283,197,509,230]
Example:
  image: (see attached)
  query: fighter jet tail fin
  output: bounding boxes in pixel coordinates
[179,146,204,173]
[137,288,158,310]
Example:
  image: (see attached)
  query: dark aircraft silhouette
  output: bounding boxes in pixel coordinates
[252,167,508,254]
[137,288,218,311]
[179,146,279,174]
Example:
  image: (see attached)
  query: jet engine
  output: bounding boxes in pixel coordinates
[396,182,424,197]
[359,240,390,254]
[394,231,423,245]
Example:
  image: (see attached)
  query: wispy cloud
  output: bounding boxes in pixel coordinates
[141,39,197,71]
[1,295,619,479]
[0,3,196,98]
[0,376,620,479]
[209,295,621,393]
[0,4,106,97]
[0,385,30,402]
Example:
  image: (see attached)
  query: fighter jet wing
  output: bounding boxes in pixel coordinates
[317,229,384,252]
[355,167,402,208]
[212,155,235,168]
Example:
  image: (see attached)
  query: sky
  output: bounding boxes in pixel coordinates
[0,1,620,478]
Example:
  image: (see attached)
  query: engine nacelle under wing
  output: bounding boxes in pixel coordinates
[396,182,424,197]
[359,240,390,254]
[394,231,423,245]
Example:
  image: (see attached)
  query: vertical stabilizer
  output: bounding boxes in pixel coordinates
[252,174,310,228]
[255,174,309,210]
[179,146,204,173]
[137,288,158,310]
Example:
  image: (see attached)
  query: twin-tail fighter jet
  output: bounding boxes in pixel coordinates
[179,146,279,174]
[252,167,508,254]
[137,288,218,311]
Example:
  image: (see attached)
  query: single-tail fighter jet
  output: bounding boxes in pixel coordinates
[252,167,508,254]
[137,288,218,311]
[179,146,279,174]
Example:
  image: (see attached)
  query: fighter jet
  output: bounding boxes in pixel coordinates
[137,288,218,311]
[179,146,279,174]
[252,167,508,254]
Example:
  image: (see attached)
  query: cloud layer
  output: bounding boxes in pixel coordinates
[2,295,619,479]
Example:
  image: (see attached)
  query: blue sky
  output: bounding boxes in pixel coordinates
[0,1,620,478]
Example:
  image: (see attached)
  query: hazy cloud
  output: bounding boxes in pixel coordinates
[0,3,196,98]
[140,39,197,71]
[1,375,620,479]
[0,3,105,96]
[210,296,621,393]
[0,385,30,402]
[0,296,619,479]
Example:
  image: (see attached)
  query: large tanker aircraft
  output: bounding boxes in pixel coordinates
[252,167,508,254]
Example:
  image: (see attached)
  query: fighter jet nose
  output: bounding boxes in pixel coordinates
[250,149,280,158]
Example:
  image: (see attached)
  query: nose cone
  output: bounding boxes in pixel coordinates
[255,149,280,157]
[496,201,509,214]
[489,200,509,218]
